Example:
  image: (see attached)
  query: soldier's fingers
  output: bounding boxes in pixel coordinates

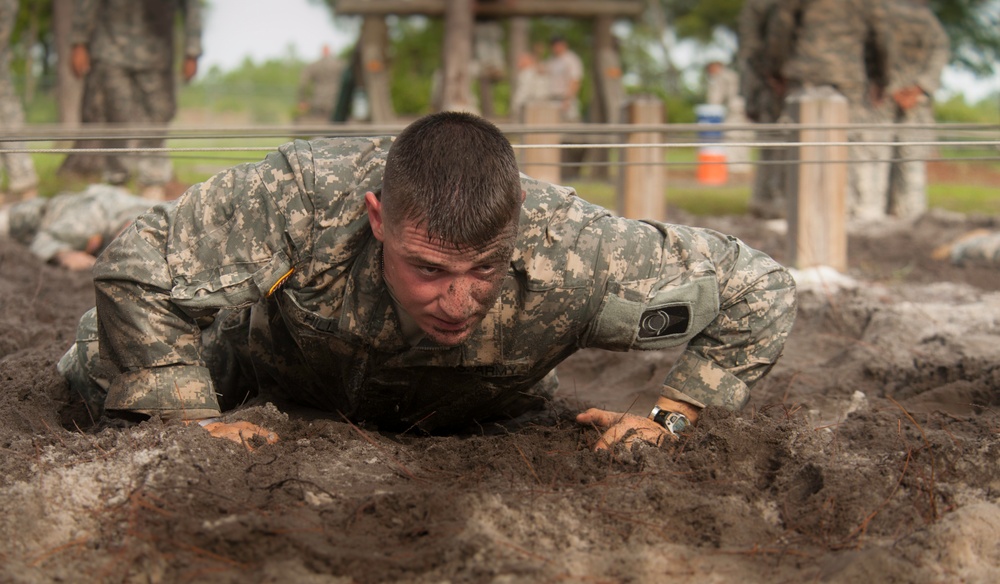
[204,421,279,446]
[575,408,623,428]
[596,423,671,451]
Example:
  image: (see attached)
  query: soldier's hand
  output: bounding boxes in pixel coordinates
[197,420,279,450]
[71,44,90,77]
[54,250,97,271]
[182,57,198,83]
[892,86,922,111]
[576,408,672,451]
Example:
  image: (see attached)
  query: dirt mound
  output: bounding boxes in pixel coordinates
[1,209,999,583]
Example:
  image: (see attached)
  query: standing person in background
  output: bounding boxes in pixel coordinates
[767,0,895,221]
[545,36,583,123]
[885,0,949,219]
[297,45,345,125]
[66,0,202,201]
[705,60,752,174]
[738,0,792,218]
[0,0,39,205]
[510,52,549,122]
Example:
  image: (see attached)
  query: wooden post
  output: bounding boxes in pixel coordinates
[618,98,665,220]
[521,101,562,184]
[53,0,83,128]
[786,90,849,272]
[360,16,395,123]
[441,0,476,113]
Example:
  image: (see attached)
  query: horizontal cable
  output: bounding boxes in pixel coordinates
[2,139,997,155]
[2,121,998,142]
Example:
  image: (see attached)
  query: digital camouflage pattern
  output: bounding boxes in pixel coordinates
[70,0,202,71]
[738,0,786,124]
[70,0,202,188]
[4,183,154,262]
[738,0,792,218]
[945,231,1000,267]
[60,138,796,432]
[769,0,896,220]
[887,0,949,218]
[769,0,893,105]
[0,0,38,199]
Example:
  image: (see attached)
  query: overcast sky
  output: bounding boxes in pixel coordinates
[200,0,355,71]
[200,0,999,104]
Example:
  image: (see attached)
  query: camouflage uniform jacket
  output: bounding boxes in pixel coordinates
[70,0,202,70]
[93,138,796,430]
[24,184,153,262]
[738,0,791,122]
[769,0,894,104]
[889,1,949,98]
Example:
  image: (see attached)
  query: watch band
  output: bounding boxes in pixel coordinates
[649,406,690,435]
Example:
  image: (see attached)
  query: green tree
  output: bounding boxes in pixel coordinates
[932,0,1000,75]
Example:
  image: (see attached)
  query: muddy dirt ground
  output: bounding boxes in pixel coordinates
[2,200,999,583]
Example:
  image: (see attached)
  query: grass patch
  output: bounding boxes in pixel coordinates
[929,184,1000,215]
[569,179,751,217]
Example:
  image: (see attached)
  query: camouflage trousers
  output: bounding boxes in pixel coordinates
[80,60,176,187]
[0,83,38,198]
[888,103,933,219]
[776,86,893,221]
[847,101,893,221]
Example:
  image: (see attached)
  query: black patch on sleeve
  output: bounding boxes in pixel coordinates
[638,305,690,339]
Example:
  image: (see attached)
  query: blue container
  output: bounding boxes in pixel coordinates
[695,104,726,142]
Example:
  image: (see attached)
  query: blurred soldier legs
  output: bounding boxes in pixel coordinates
[848,101,893,220]
[0,83,38,203]
[71,61,176,199]
[748,90,787,219]
[888,102,933,218]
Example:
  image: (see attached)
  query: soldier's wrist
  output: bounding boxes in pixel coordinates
[652,397,700,424]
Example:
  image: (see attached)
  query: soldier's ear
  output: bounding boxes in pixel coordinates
[365,191,386,241]
[521,189,526,203]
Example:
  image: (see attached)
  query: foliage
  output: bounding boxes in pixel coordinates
[664,0,743,42]
[642,0,1000,78]
[935,93,1000,124]
[178,56,306,124]
[931,0,1000,76]
[8,0,54,80]
[385,17,441,116]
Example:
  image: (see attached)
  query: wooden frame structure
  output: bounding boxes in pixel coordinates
[332,0,642,122]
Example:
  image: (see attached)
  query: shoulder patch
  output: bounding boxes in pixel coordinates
[638,305,690,338]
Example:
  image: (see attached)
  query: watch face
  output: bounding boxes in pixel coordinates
[652,408,689,433]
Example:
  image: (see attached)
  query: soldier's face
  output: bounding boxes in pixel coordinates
[366,192,515,346]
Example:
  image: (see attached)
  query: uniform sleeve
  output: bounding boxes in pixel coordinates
[181,0,203,59]
[869,1,897,94]
[763,0,801,80]
[581,220,796,411]
[69,0,97,46]
[93,145,315,420]
[917,13,949,95]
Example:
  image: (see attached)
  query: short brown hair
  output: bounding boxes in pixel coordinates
[381,112,522,248]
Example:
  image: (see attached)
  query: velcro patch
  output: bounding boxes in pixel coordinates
[638,305,690,338]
